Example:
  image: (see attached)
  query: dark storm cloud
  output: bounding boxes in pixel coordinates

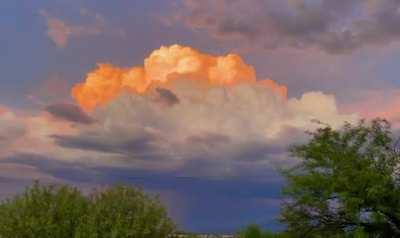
[0,153,97,183]
[46,103,95,124]
[51,134,159,160]
[87,166,285,232]
[186,132,230,147]
[154,88,180,106]
[176,0,400,53]
[51,134,119,153]
[51,128,295,176]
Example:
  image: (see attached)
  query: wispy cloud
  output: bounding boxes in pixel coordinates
[40,9,125,48]
[169,0,400,54]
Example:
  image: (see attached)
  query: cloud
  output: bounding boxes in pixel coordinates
[341,89,400,128]
[40,9,123,48]
[59,86,354,176]
[46,103,95,124]
[0,42,359,230]
[0,106,8,115]
[31,44,354,177]
[170,0,400,53]
[0,45,356,178]
[72,44,286,112]
[0,162,62,183]
[0,106,92,164]
[0,108,26,154]
[153,88,180,107]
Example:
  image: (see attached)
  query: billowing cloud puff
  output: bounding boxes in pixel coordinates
[56,82,355,176]
[170,0,400,53]
[72,44,287,112]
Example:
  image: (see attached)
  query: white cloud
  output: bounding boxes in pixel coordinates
[51,81,357,176]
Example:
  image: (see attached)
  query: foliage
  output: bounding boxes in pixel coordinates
[281,119,400,237]
[0,182,88,238]
[76,185,175,238]
[0,183,175,238]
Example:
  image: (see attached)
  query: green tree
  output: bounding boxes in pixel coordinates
[0,182,88,238]
[281,119,400,237]
[237,224,289,238]
[76,185,175,238]
[0,183,175,238]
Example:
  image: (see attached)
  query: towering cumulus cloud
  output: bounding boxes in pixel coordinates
[72,45,287,112]
[62,45,356,176]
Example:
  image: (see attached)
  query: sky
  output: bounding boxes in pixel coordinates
[2,0,400,233]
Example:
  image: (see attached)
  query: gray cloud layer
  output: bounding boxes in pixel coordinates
[175,0,400,53]
[46,103,95,124]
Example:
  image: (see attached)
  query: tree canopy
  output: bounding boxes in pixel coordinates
[0,183,175,238]
[0,183,87,238]
[281,119,400,237]
[76,185,175,238]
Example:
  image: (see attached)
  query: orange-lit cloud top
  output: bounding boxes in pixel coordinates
[72,44,287,112]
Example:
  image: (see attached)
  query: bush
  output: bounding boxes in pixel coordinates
[0,183,175,238]
[77,185,175,238]
[0,182,87,238]
[282,119,400,237]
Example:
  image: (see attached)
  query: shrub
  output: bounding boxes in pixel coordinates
[0,182,88,238]
[0,183,175,238]
[76,185,175,238]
